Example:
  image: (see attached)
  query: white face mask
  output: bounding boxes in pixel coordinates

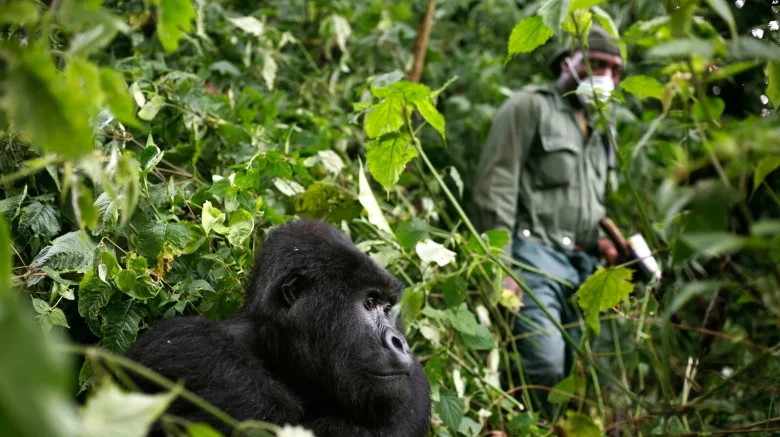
[565,57,615,106]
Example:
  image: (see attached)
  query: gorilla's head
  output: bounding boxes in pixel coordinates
[245,219,415,421]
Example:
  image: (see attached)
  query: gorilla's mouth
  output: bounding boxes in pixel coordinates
[367,371,411,379]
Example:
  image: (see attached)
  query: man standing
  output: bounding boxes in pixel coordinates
[471,26,623,420]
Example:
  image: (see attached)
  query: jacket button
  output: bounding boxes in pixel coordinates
[522,229,531,237]
[562,237,572,246]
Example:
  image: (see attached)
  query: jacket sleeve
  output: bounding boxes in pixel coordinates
[472,91,540,255]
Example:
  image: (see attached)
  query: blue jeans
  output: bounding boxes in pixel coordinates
[510,238,600,420]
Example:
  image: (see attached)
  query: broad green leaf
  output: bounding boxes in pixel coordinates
[357,159,393,235]
[548,374,576,404]
[78,270,115,335]
[414,99,445,139]
[365,134,417,192]
[443,277,467,308]
[437,392,464,431]
[100,251,121,279]
[771,236,780,264]
[0,218,80,437]
[226,16,265,36]
[538,0,572,35]
[754,155,780,190]
[99,300,147,353]
[3,48,93,159]
[447,306,478,336]
[693,97,725,122]
[576,267,634,334]
[136,222,189,262]
[767,62,780,108]
[201,201,226,235]
[648,39,716,59]
[681,233,761,256]
[591,7,626,60]
[507,16,554,57]
[365,96,405,138]
[0,1,39,24]
[222,209,254,246]
[181,223,207,254]
[209,61,241,77]
[68,22,120,56]
[458,417,482,437]
[416,239,456,267]
[137,94,165,121]
[706,0,736,37]
[100,68,138,127]
[373,81,430,101]
[76,185,99,230]
[127,275,161,301]
[32,298,50,314]
[727,37,780,61]
[115,270,137,294]
[273,178,305,196]
[620,75,665,100]
[49,308,70,328]
[461,324,495,350]
[561,411,601,437]
[139,143,164,175]
[30,231,95,277]
[153,0,195,52]
[395,217,429,250]
[81,381,176,437]
[91,192,120,235]
[19,201,60,239]
[0,186,27,221]
[399,288,423,328]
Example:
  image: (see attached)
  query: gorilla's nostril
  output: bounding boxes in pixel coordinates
[391,336,403,351]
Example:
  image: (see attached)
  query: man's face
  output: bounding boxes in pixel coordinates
[559,50,624,91]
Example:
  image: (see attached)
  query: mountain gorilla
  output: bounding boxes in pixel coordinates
[125,219,431,436]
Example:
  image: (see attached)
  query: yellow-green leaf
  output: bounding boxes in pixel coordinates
[507,16,554,58]
[754,156,780,191]
[0,1,39,25]
[620,75,665,100]
[365,134,417,192]
[767,61,780,108]
[100,68,139,127]
[414,99,445,140]
[576,267,634,334]
[561,411,602,437]
[538,0,572,35]
[365,96,405,138]
[153,0,195,52]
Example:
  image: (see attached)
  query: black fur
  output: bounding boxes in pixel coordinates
[125,219,431,436]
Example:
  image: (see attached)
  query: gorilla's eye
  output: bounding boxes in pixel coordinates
[383,304,391,315]
[365,297,377,310]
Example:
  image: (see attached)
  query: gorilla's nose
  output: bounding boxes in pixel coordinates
[382,328,413,372]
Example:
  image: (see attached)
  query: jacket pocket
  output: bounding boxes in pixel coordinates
[534,135,580,188]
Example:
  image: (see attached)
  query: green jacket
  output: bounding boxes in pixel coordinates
[472,83,610,255]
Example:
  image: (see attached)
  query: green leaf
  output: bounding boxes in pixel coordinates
[209,61,241,77]
[770,236,780,264]
[3,47,93,159]
[538,0,572,35]
[395,217,429,250]
[81,380,176,437]
[437,392,464,431]
[365,134,417,192]
[137,94,165,121]
[100,68,139,127]
[461,324,495,350]
[365,96,405,138]
[692,97,725,122]
[19,201,60,239]
[458,417,482,437]
[443,277,467,308]
[447,306,478,336]
[0,1,39,25]
[576,267,634,334]
[78,270,115,335]
[681,232,762,257]
[507,16,554,57]
[182,223,207,254]
[414,99,445,140]
[68,22,121,57]
[399,288,423,328]
[76,186,99,231]
[561,411,601,437]
[357,159,394,235]
[705,0,736,37]
[153,0,195,52]
[139,143,164,175]
[0,186,27,221]
[100,300,147,353]
[570,0,604,9]
[32,298,50,314]
[648,39,716,59]
[136,222,189,262]
[755,156,780,190]
[620,75,665,100]
[30,231,95,276]
[91,192,120,235]
[187,424,224,437]
[222,209,254,246]
[767,62,780,108]
[201,201,226,235]
[127,274,161,300]
[727,37,780,61]
[49,308,70,328]
[548,374,576,404]
[416,239,456,267]
[115,270,137,294]
[498,288,522,309]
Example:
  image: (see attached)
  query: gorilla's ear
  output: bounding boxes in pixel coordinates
[280,268,307,307]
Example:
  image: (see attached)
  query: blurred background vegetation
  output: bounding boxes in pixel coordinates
[1,0,779,436]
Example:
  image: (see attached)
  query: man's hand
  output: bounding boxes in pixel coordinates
[503,276,523,311]
[598,237,619,266]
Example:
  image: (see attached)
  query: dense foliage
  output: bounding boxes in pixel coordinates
[1,0,779,436]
